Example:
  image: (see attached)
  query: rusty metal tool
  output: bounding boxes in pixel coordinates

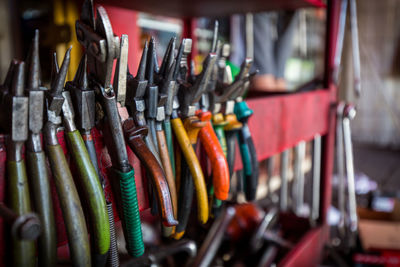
[76,0,144,257]
[62,60,110,265]
[44,49,91,266]
[0,59,35,267]
[24,30,57,267]
[117,36,177,235]
[190,206,236,267]
[0,202,41,241]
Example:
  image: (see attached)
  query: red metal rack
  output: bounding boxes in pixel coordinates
[0,0,342,266]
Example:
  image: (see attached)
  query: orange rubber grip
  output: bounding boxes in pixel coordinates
[197,111,230,200]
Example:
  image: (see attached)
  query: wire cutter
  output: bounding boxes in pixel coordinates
[76,0,144,257]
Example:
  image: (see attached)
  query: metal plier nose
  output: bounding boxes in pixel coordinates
[76,0,146,257]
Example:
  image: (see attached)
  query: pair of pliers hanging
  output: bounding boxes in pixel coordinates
[173,49,218,238]
[229,59,259,201]
[24,30,57,267]
[44,49,92,266]
[66,53,119,266]
[62,54,111,265]
[196,21,230,214]
[118,37,177,235]
[75,0,145,257]
[0,59,36,267]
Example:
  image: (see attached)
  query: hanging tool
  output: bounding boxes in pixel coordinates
[292,141,306,216]
[310,134,322,226]
[44,49,91,266]
[67,54,119,266]
[0,60,35,267]
[118,37,177,231]
[279,149,289,212]
[190,206,236,267]
[24,30,57,267]
[62,61,110,265]
[336,102,346,239]
[0,202,41,241]
[169,39,212,238]
[76,0,144,257]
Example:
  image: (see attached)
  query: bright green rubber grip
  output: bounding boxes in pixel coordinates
[8,160,36,267]
[213,124,228,158]
[66,130,110,258]
[115,168,144,257]
[163,120,175,177]
[46,144,91,267]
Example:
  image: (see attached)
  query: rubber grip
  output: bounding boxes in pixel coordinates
[163,120,176,177]
[237,124,259,201]
[46,144,91,267]
[174,157,194,238]
[198,120,230,201]
[123,119,177,227]
[156,130,178,218]
[225,131,237,178]
[66,130,110,260]
[171,117,209,224]
[26,151,57,267]
[7,160,36,267]
[113,168,145,257]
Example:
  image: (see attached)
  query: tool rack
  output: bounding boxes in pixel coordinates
[0,0,342,266]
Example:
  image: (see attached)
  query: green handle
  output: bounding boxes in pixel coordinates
[213,124,228,158]
[26,151,57,267]
[114,168,144,257]
[47,144,91,267]
[7,160,36,267]
[163,120,175,177]
[66,130,110,261]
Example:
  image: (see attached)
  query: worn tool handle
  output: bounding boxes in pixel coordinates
[225,131,237,178]
[212,113,228,157]
[237,124,259,201]
[123,119,177,227]
[198,112,230,201]
[156,129,177,217]
[112,168,145,257]
[26,151,56,267]
[66,130,110,264]
[7,160,36,267]
[171,117,209,224]
[163,119,176,177]
[46,144,91,267]
[174,158,194,239]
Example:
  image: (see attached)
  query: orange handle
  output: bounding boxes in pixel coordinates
[198,111,230,200]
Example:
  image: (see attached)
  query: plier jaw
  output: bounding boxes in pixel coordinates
[65,55,96,133]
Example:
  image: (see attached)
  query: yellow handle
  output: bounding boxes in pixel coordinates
[171,117,209,224]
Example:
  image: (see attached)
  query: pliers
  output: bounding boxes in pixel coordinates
[118,37,177,230]
[24,30,57,267]
[63,57,111,265]
[76,0,144,257]
[0,60,36,267]
[45,49,92,266]
[170,40,216,238]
